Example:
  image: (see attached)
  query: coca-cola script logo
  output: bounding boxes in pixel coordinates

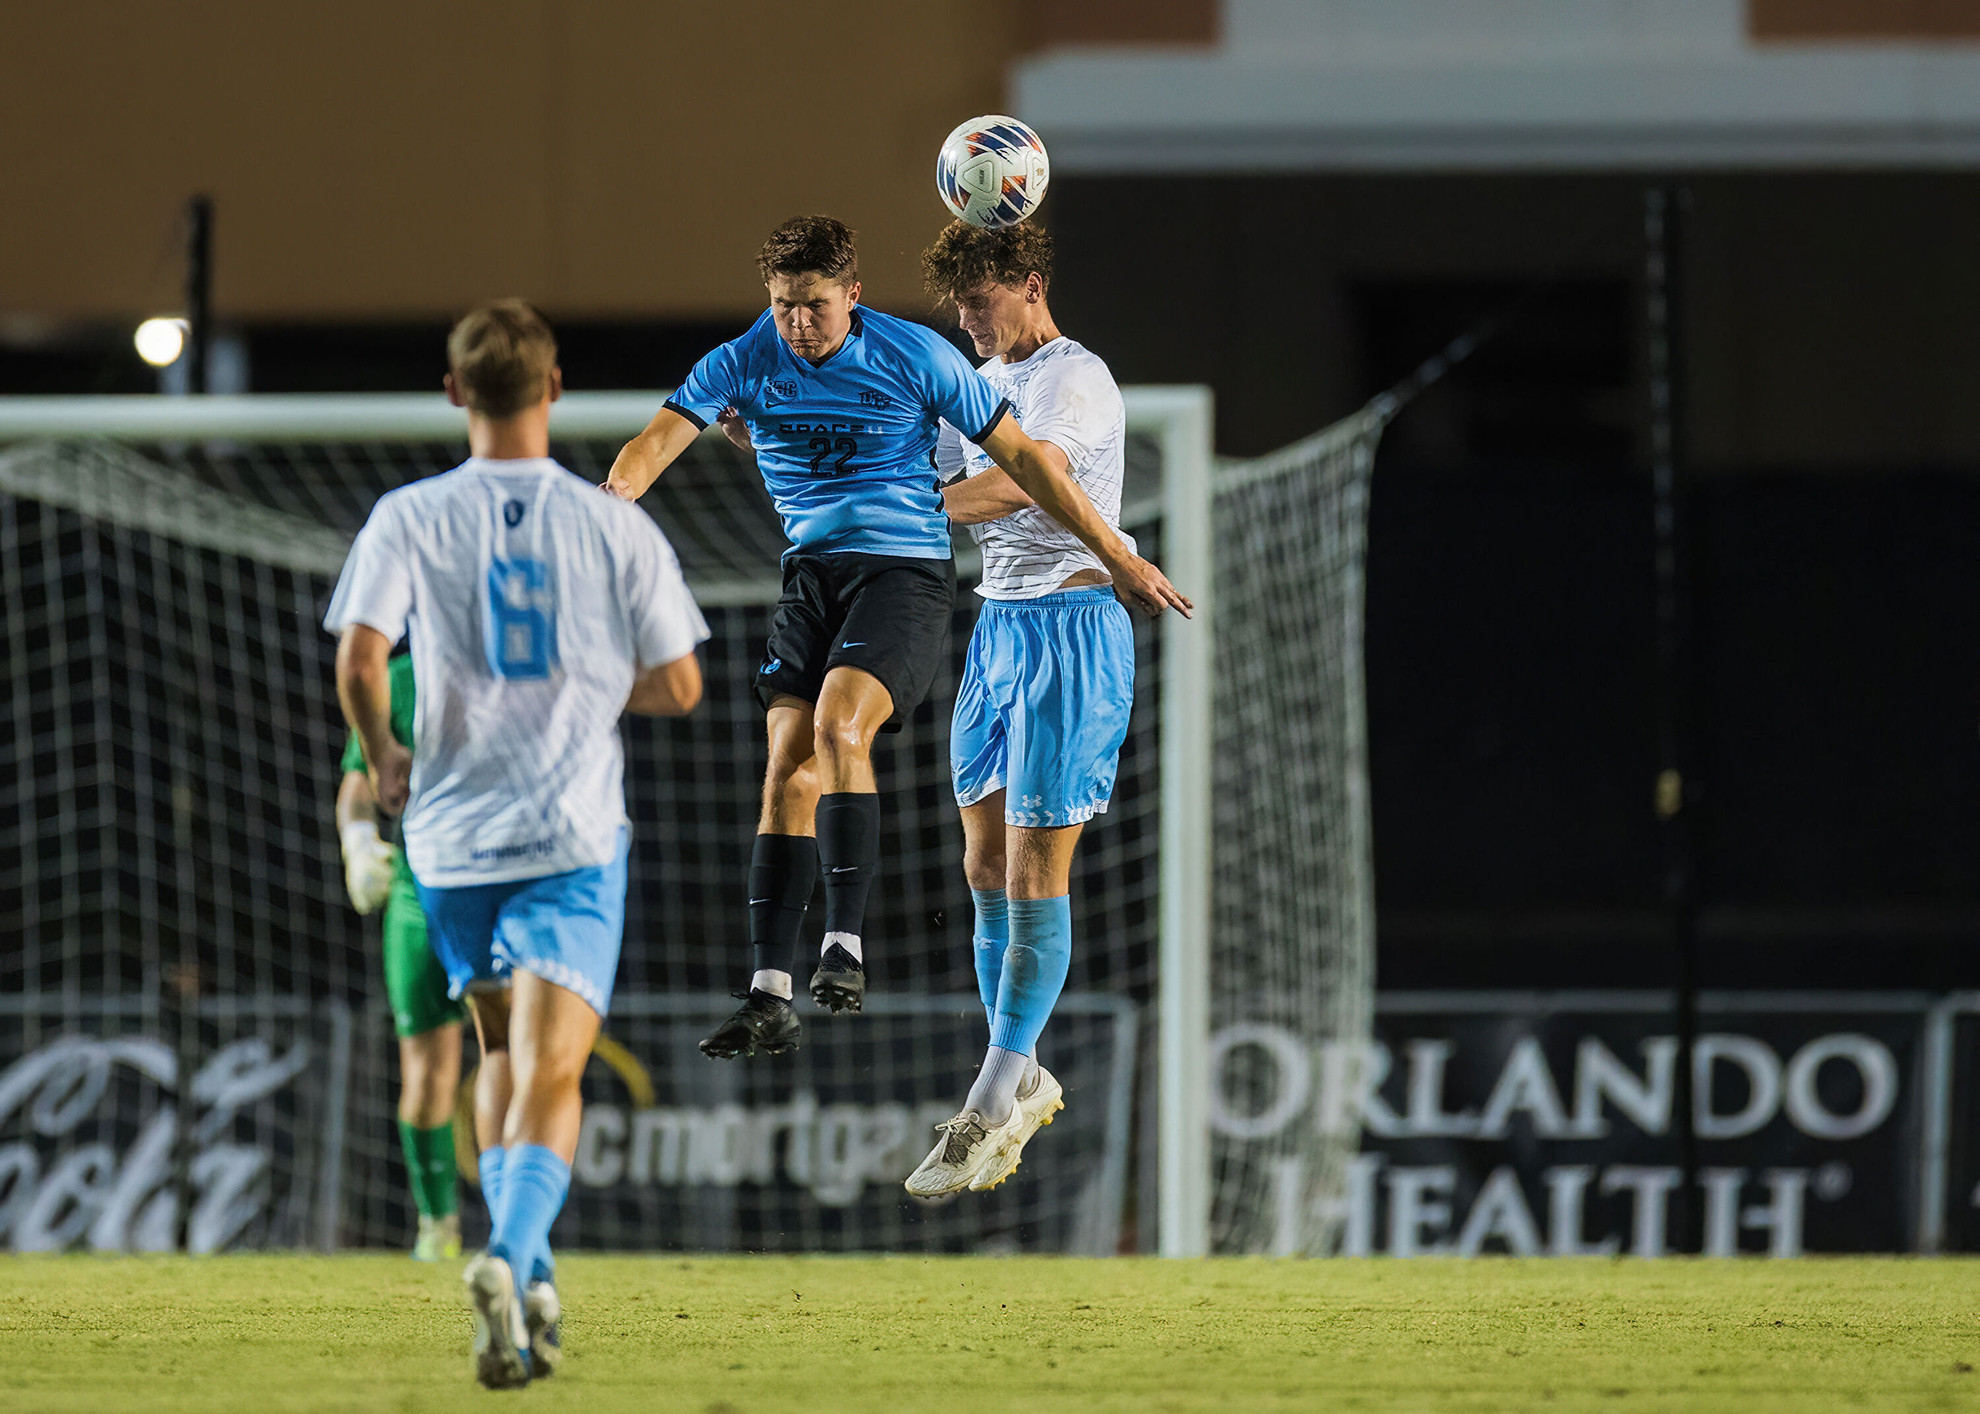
[0,1034,310,1253]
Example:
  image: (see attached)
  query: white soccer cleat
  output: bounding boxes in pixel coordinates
[524,1280,563,1378]
[969,1065,1065,1192]
[904,1107,1024,1198]
[463,1253,531,1390]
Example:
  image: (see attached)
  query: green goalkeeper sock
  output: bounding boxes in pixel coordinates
[398,1120,460,1220]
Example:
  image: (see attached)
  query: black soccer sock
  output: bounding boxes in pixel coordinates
[816,792,881,949]
[748,833,819,983]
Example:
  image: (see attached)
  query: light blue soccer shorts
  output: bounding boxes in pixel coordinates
[414,829,630,1018]
[951,586,1136,828]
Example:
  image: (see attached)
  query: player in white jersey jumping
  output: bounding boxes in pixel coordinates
[906,223,1140,1195]
[327,302,708,1389]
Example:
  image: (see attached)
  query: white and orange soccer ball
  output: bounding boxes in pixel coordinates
[936,115,1050,230]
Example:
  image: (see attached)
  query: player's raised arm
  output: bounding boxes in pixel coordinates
[606,336,752,500]
[976,416,1193,618]
[603,405,702,501]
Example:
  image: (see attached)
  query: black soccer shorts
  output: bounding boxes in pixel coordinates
[754,552,956,731]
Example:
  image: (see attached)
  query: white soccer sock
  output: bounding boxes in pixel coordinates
[964,1045,1032,1126]
[822,931,863,964]
[750,968,793,1000]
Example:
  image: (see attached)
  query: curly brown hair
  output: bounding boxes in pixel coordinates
[920,220,1053,300]
[446,299,557,418]
[757,215,858,285]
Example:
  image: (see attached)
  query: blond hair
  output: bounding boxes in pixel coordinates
[446,300,557,417]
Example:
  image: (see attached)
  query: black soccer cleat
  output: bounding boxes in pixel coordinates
[809,944,866,1014]
[699,989,801,1059]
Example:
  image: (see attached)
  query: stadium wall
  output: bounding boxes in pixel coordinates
[0,0,1029,321]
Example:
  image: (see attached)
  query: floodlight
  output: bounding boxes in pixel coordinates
[134,317,189,368]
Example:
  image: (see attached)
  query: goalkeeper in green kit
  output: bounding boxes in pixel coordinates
[336,650,467,1260]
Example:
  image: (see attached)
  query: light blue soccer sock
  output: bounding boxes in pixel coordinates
[970,887,1010,1031]
[989,896,1073,1056]
[478,1145,506,1217]
[973,895,1073,1121]
[489,1143,569,1299]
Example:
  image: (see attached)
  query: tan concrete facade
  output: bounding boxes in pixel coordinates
[0,1,1027,321]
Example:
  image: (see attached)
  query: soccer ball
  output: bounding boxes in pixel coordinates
[936,115,1050,230]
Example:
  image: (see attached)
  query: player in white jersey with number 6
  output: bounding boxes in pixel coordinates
[906,222,1144,1196]
[326,302,708,1389]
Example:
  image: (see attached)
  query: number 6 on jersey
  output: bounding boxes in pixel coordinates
[486,557,557,679]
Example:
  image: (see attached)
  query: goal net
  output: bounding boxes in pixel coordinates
[1207,409,1383,1255]
[0,390,1378,1256]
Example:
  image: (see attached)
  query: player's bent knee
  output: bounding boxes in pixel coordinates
[811,716,875,771]
[765,751,820,795]
[963,846,1007,892]
[765,732,822,792]
[424,1038,462,1099]
[512,1045,588,1097]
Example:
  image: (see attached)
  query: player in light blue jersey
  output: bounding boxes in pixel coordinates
[606,216,1189,1062]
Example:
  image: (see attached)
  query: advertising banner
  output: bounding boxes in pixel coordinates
[0,998,350,1253]
[14,988,1980,1255]
[554,993,1136,1255]
[1209,992,1948,1256]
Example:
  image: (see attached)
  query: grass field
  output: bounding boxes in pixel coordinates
[3,1255,1977,1413]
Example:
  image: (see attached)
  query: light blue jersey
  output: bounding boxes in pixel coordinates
[665,307,1009,559]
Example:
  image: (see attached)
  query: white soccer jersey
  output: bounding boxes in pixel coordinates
[324,457,708,888]
[936,336,1133,600]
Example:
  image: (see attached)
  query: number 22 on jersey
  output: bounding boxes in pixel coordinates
[806,435,857,476]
